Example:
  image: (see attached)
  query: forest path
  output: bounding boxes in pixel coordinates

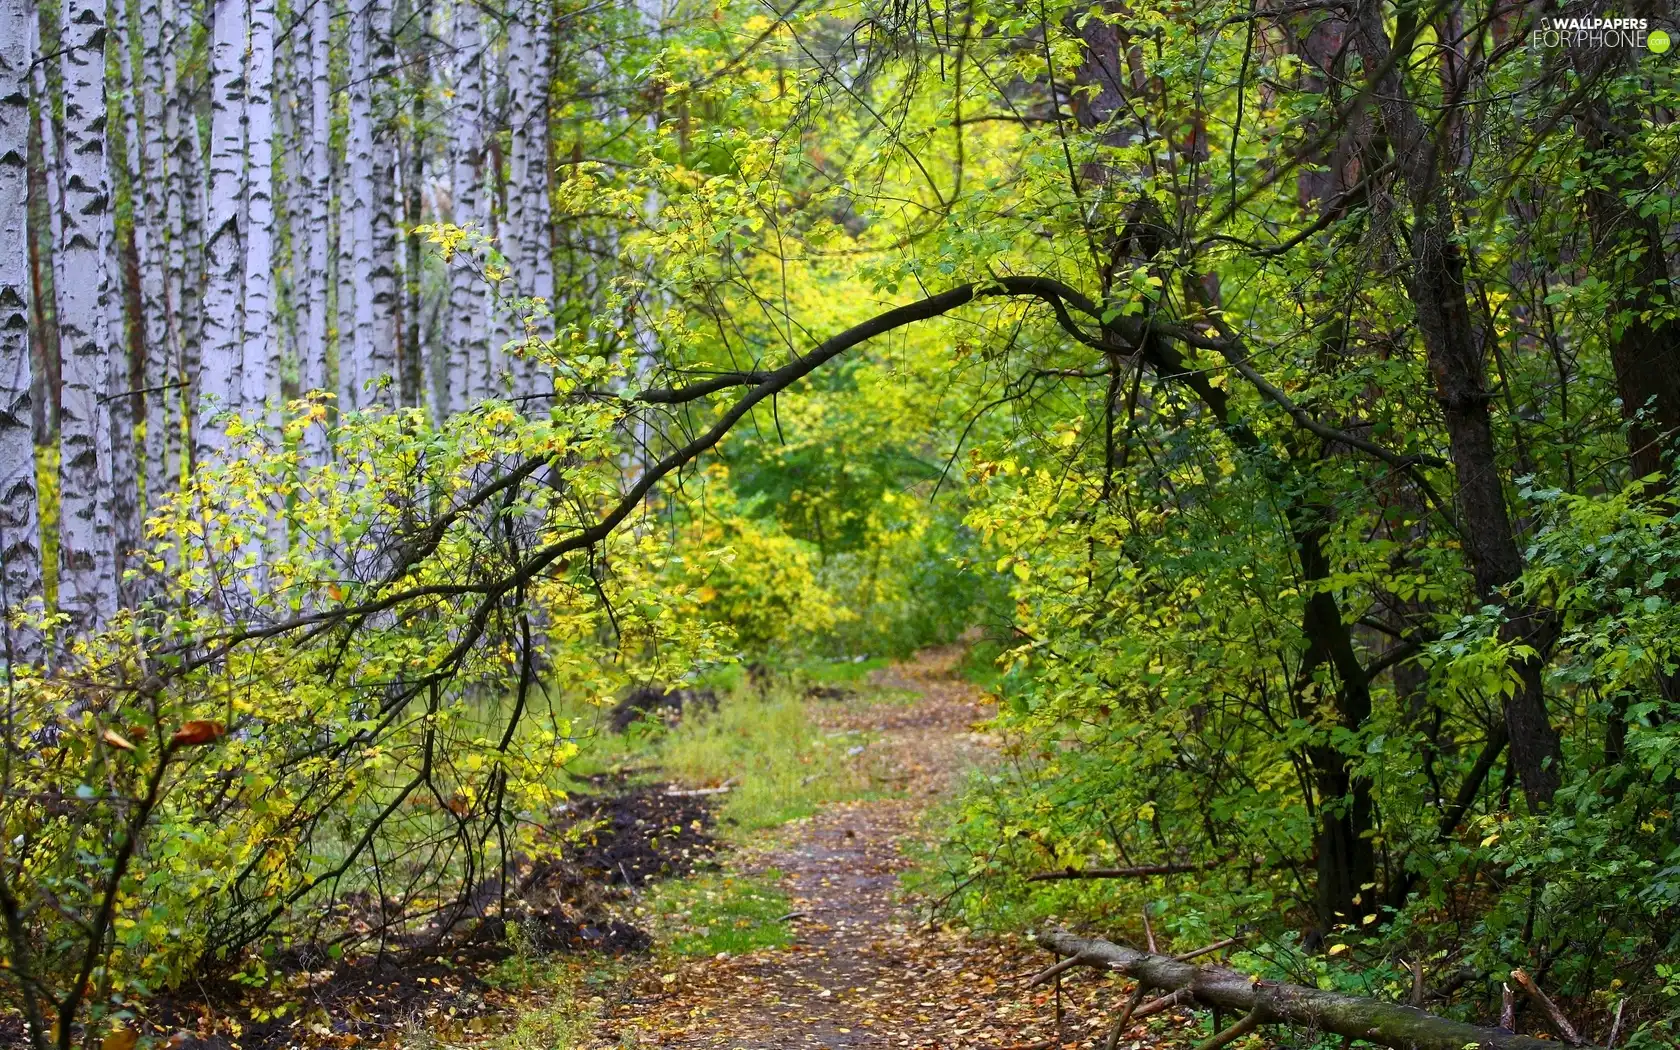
[586,647,1125,1050]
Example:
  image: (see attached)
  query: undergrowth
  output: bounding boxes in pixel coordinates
[639,872,793,957]
[576,675,876,838]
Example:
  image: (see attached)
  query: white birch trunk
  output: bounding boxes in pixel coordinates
[341,0,373,413]
[629,0,664,475]
[160,0,190,489]
[55,0,118,630]
[502,10,530,400]
[0,0,43,660]
[301,0,331,449]
[179,17,208,469]
[482,38,509,401]
[445,0,484,416]
[277,17,304,409]
[366,0,398,408]
[137,0,172,511]
[522,11,553,404]
[199,0,247,460]
[241,0,277,425]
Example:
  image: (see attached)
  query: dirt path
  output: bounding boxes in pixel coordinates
[587,648,1127,1049]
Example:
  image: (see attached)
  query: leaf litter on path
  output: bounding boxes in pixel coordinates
[584,647,1202,1049]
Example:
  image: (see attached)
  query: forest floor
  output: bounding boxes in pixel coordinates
[107,649,1197,1050]
[566,647,1151,1050]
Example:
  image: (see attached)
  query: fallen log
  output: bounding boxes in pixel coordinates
[1038,929,1600,1050]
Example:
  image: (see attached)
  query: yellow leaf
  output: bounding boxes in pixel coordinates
[1328,943,1348,956]
[101,729,136,753]
[102,1028,138,1050]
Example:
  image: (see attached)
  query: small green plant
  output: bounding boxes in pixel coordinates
[641,872,794,957]
[797,656,893,684]
[488,963,621,1050]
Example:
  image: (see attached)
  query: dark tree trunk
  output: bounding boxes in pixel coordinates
[1349,0,1562,806]
[1295,512,1377,926]
[1572,49,1680,485]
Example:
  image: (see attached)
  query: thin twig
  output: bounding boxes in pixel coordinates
[1606,998,1626,1049]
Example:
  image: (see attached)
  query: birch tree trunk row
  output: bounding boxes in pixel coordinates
[0,0,589,650]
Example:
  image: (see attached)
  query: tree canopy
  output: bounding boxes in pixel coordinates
[2,0,1679,1045]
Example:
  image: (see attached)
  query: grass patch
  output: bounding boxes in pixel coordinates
[795,655,893,683]
[641,872,793,957]
[651,688,872,834]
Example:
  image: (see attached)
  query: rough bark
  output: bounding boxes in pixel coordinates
[519,3,553,402]
[1571,42,1680,486]
[0,0,43,662]
[483,40,510,398]
[365,0,398,408]
[106,0,140,604]
[1040,929,1595,1050]
[503,6,533,399]
[301,0,331,459]
[1348,0,1562,806]
[160,0,192,485]
[1294,509,1377,926]
[444,0,486,416]
[55,0,118,631]
[136,0,171,510]
[241,0,277,426]
[341,0,373,412]
[199,0,248,460]
[400,54,425,412]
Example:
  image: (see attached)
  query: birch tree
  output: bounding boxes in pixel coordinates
[160,0,195,485]
[300,0,331,459]
[0,0,42,660]
[629,0,663,475]
[54,0,118,629]
[519,5,553,404]
[502,8,532,400]
[136,0,172,509]
[366,0,398,408]
[444,0,485,417]
[199,0,247,461]
[341,0,373,413]
[241,0,277,425]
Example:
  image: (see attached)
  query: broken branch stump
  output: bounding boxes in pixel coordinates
[1038,928,1601,1050]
